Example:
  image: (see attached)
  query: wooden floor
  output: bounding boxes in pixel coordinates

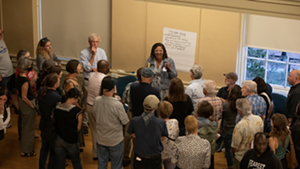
[0,109,228,169]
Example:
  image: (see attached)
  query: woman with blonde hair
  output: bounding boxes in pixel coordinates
[269,113,290,169]
[164,78,194,136]
[36,37,60,73]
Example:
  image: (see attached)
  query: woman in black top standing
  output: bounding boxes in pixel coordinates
[164,78,194,136]
[38,73,62,169]
[221,85,242,169]
[53,88,83,169]
[17,57,36,157]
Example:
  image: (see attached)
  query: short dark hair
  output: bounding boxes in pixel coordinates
[150,43,168,59]
[17,49,29,61]
[254,132,266,143]
[66,88,81,99]
[0,88,10,107]
[137,67,144,82]
[253,77,268,94]
[66,60,80,73]
[197,101,213,118]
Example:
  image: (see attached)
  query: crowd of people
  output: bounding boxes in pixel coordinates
[0,29,300,169]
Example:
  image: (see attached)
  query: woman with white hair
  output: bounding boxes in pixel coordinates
[16,57,37,157]
[231,98,264,169]
[185,64,206,110]
[236,80,267,123]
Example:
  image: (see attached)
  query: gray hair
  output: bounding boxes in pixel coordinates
[88,33,100,42]
[243,80,257,94]
[236,98,252,116]
[18,57,32,73]
[42,59,57,73]
[190,64,203,79]
[203,80,216,94]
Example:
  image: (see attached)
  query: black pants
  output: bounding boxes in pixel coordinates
[133,154,162,169]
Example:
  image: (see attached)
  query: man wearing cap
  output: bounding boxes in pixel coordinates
[81,33,108,135]
[217,72,238,102]
[93,76,129,169]
[130,68,161,117]
[128,95,168,169]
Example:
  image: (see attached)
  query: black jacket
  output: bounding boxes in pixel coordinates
[291,119,300,152]
[240,146,283,169]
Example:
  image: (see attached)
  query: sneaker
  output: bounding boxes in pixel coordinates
[83,126,89,136]
[216,140,224,152]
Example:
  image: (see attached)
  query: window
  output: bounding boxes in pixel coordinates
[245,47,300,88]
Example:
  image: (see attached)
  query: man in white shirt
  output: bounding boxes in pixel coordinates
[0,29,13,89]
[185,64,205,110]
[86,60,110,160]
[231,98,264,169]
[80,33,107,135]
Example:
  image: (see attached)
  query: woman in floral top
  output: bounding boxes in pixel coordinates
[159,101,179,169]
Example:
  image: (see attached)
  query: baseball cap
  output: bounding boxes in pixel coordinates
[223,72,238,81]
[143,95,159,111]
[142,68,154,78]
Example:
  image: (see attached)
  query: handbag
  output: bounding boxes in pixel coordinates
[286,132,298,169]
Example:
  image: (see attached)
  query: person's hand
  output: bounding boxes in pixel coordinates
[93,68,97,72]
[91,47,97,56]
[165,62,171,70]
[145,63,150,68]
[131,133,136,138]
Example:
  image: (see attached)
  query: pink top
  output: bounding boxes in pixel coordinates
[87,72,106,105]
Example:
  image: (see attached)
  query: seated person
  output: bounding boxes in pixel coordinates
[171,115,211,169]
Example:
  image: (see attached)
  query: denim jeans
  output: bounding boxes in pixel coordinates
[222,131,233,167]
[53,135,82,169]
[97,141,124,169]
[0,76,10,88]
[39,139,55,169]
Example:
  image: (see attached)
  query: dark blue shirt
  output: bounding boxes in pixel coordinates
[128,116,168,156]
[217,86,229,100]
[130,82,160,117]
[38,89,61,130]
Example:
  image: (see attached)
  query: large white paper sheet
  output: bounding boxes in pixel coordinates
[162,27,197,72]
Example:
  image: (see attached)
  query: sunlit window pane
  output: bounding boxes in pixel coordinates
[266,62,286,86]
[247,47,266,59]
[246,58,265,80]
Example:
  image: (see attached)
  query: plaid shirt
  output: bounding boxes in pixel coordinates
[236,94,267,123]
[121,81,138,111]
[196,95,223,122]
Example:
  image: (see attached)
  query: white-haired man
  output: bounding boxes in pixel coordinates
[236,80,266,123]
[80,33,107,135]
[185,64,206,110]
[0,29,13,89]
[231,98,264,169]
[196,80,222,122]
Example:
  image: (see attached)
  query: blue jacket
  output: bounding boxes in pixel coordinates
[146,57,178,90]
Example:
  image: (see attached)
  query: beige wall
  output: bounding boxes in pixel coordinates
[112,0,241,86]
[2,0,35,56]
